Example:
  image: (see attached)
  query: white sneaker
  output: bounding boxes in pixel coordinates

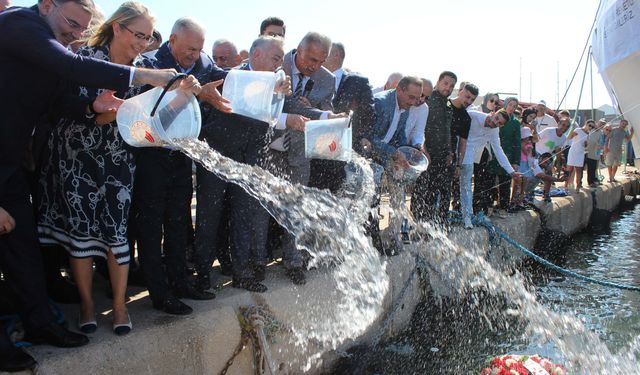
[463,217,473,229]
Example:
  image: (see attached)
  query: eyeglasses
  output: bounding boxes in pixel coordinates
[119,23,156,45]
[51,0,85,31]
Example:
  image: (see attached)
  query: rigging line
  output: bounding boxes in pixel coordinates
[556,0,603,112]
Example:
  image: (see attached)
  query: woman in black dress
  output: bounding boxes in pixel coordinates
[37,1,158,336]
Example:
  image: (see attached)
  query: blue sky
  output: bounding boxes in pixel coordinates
[14,0,610,109]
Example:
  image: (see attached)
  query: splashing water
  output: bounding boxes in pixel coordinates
[173,137,638,373]
[171,139,389,364]
[402,210,640,374]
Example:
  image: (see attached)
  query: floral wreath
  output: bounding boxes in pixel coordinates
[480,354,566,375]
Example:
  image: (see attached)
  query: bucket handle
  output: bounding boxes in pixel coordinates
[150,73,188,117]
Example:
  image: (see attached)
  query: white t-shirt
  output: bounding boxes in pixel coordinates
[536,127,567,155]
[534,113,558,133]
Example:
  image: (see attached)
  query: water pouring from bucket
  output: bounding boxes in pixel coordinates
[304,116,353,162]
[393,146,429,185]
[116,73,202,148]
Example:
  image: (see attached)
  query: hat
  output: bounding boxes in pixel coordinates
[537,99,547,107]
[521,126,533,139]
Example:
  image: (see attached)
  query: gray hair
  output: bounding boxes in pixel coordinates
[171,17,205,36]
[331,42,345,59]
[397,76,423,91]
[249,36,284,55]
[213,39,238,52]
[299,31,331,53]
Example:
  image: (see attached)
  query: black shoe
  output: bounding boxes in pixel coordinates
[232,277,267,293]
[27,322,89,348]
[285,268,306,285]
[195,273,211,291]
[254,265,266,282]
[152,296,193,315]
[0,346,36,372]
[174,284,216,301]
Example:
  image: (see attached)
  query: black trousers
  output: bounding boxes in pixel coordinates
[473,150,494,214]
[586,157,598,185]
[132,149,193,302]
[495,174,512,209]
[411,156,453,226]
[0,171,54,351]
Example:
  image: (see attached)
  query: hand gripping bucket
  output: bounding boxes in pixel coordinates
[222,69,286,125]
[304,116,352,162]
[393,146,429,185]
[116,74,201,148]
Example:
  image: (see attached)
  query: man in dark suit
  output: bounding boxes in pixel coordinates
[195,36,290,292]
[0,1,188,371]
[134,17,227,316]
[309,42,375,192]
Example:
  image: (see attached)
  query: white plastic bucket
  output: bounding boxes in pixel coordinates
[393,146,429,184]
[222,69,286,125]
[304,117,352,161]
[116,75,201,148]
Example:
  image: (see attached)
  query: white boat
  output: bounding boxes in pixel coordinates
[592,0,640,163]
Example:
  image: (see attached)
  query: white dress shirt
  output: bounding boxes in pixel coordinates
[382,96,407,144]
[405,103,428,146]
[462,111,515,174]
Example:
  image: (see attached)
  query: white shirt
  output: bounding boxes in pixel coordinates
[462,111,515,174]
[534,113,558,133]
[333,68,344,92]
[536,127,567,154]
[405,103,428,146]
[382,96,407,144]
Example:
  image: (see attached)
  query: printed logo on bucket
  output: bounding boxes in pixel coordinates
[131,121,156,144]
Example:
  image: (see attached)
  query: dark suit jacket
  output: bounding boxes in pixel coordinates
[0,6,132,199]
[200,63,269,166]
[333,72,375,154]
[144,42,227,129]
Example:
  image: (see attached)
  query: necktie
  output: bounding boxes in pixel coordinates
[389,110,409,147]
[293,73,305,96]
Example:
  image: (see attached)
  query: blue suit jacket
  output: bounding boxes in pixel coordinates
[371,90,408,164]
[0,6,132,198]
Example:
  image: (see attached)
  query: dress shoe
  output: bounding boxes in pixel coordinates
[113,313,132,336]
[27,322,89,348]
[253,265,266,282]
[152,296,193,315]
[0,346,36,372]
[78,314,97,334]
[286,268,306,285]
[195,273,211,291]
[174,284,216,300]
[232,277,267,293]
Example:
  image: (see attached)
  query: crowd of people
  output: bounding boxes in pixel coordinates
[0,0,636,372]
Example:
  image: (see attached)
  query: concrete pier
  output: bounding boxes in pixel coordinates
[4,170,639,375]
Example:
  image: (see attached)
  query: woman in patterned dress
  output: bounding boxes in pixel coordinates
[37,2,158,335]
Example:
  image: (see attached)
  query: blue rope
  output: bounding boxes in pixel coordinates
[470,215,640,292]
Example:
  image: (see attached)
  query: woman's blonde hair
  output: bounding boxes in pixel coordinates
[86,1,154,47]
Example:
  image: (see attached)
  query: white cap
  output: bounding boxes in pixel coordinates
[537,99,547,107]
[521,126,533,139]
